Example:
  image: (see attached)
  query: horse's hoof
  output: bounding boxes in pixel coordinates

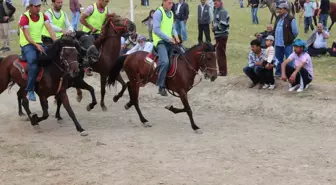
[101,106,107,112]
[76,95,82,103]
[194,129,203,134]
[124,104,130,110]
[113,96,119,102]
[165,105,172,110]
[80,131,89,136]
[56,116,63,121]
[86,104,92,111]
[143,122,152,127]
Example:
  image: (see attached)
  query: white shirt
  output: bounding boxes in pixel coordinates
[126,42,153,55]
[313,31,329,49]
[176,3,182,15]
[44,9,74,33]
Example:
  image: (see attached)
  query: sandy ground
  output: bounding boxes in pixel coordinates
[0,73,336,185]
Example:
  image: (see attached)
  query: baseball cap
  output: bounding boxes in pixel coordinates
[278,3,289,9]
[265,35,274,41]
[29,0,41,6]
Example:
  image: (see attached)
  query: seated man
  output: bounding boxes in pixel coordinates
[255,24,274,48]
[243,39,267,89]
[327,40,336,57]
[121,32,138,51]
[126,35,153,54]
[307,23,329,57]
[281,39,313,92]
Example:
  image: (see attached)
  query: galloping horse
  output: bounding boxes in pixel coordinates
[84,14,136,111]
[107,43,217,133]
[294,0,336,31]
[0,36,89,136]
[260,0,296,23]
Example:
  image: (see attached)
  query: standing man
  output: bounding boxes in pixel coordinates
[69,0,81,31]
[80,0,109,39]
[0,0,15,53]
[213,0,230,76]
[19,0,56,101]
[197,0,211,44]
[317,0,329,31]
[42,0,74,45]
[152,0,180,96]
[273,3,298,77]
[174,0,189,41]
[248,0,259,24]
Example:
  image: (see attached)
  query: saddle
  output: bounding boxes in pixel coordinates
[145,46,181,78]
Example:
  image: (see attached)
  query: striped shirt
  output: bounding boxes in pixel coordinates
[248,49,266,67]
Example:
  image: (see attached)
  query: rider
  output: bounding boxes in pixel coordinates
[125,35,153,55]
[41,0,74,45]
[80,0,110,40]
[152,0,180,96]
[19,0,57,101]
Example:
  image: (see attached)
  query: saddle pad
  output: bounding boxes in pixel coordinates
[13,59,44,82]
[145,53,177,78]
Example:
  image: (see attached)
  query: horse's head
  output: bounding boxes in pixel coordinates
[75,31,100,63]
[102,13,136,36]
[193,42,218,82]
[51,35,80,77]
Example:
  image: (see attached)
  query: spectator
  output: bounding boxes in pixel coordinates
[273,3,298,77]
[327,40,336,57]
[213,0,230,76]
[318,0,329,31]
[248,0,259,24]
[126,35,153,54]
[262,35,276,90]
[301,0,315,34]
[174,0,189,41]
[141,9,155,41]
[255,24,274,48]
[306,23,329,57]
[239,0,244,8]
[141,0,149,6]
[197,0,211,44]
[0,0,15,53]
[22,0,29,8]
[70,0,81,31]
[243,39,266,88]
[281,39,313,92]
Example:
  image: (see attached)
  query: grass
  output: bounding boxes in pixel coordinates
[7,0,336,83]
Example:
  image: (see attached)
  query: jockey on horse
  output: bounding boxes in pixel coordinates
[19,0,57,101]
[152,0,180,96]
[41,0,74,46]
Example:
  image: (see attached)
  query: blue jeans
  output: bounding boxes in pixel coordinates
[21,44,46,92]
[71,11,80,31]
[275,45,294,76]
[156,42,171,88]
[239,0,244,8]
[318,14,328,31]
[175,20,187,41]
[251,7,259,24]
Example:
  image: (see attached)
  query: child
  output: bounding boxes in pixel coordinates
[302,0,315,33]
[141,10,155,41]
[262,35,276,90]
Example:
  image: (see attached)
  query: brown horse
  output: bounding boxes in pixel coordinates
[0,36,89,136]
[294,0,336,30]
[84,14,136,111]
[106,42,218,133]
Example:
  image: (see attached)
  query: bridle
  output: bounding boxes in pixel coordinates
[109,18,130,35]
[195,50,217,73]
[58,46,79,74]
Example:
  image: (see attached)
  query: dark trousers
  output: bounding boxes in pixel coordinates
[304,16,314,33]
[263,67,275,85]
[198,24,211,44]
[327,48,336,57]
[285,65,312,88]
[215,36,228,75]
[308,46,327,57]
[243,65,274,85]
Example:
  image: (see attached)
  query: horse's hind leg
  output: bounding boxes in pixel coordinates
[36,96,49,123]
[328,21,334,31]
[313,16,318,27]
[21,97,39,127]
[73,78,97,111]
[113,74,127,102]
[17,87,25,116]
[100,75,108,111]
[76,88,83,102]
[127,81,150,127]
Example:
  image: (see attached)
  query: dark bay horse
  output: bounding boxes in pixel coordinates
[88,14,136,111]
[0,36,89,136]
[294,0,336,30]
[260,0,296,23]
[106,43,217,133]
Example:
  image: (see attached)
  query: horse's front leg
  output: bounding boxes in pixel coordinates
[59,92,88,136]
[55,95,63,121]
[76,88,83,102]
[73,78,97,111]
[100,75,108,111]
[178,91,202,134]
[113,74,127,102]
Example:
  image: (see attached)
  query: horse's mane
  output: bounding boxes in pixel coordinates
[48,36,79,60]
[187,42,215,52]
[95,13,123,47]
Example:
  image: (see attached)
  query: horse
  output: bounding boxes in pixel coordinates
[260,0,296,23]
[294,0,336,31]
[89,13,136,111]
[106,42,218,133]
[0,36,89,136]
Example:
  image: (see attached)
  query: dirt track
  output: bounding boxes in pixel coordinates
[0,74,336,185]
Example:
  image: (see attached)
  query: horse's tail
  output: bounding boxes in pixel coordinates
[0,57,5,64]
[7,81,15,92]
[291,2,295,17]
[107,55,127,87]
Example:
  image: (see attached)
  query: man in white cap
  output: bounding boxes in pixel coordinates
[126,35,153,55]
[273,3,298,77]
[19,0,56,101]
